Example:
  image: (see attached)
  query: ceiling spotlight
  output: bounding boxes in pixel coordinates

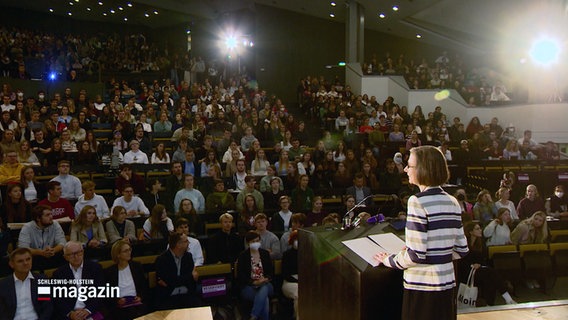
[154,10,159,15]
[144,13,150,17]
[49,8,54,12]
[416,34,422,38]
[103,12,107,16]
[68,12,72,16]
[329,13,335,18]
[331,2,336,6]
[186,30,191,34]
[75,0,79,2]
[98,2,103,5]
[392,6,399,11]
[127,3,133,7]
[379,13,385,18]
[530,37,561,66]
[110,9,115,13]
[87,7,91,11]
[69,2,74,6]
[225,36,237,50]
[124,17,128,21]
[118,6,124,11]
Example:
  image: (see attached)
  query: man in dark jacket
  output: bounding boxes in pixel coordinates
[0,248,53,320]
[52,241,106,320]
[154,233,200,310]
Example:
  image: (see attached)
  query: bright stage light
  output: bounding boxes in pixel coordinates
[219,29,254,56]
[225,36,237,50]
[529,37,561,67]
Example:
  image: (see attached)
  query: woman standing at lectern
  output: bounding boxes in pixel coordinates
[374,146,469,320]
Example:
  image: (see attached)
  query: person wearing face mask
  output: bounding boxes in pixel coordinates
[281,230,300,320]
[393,152,405,174]
[36,91,49,108]
[238,231,274,320]
[454,189,473,221]
[546,185,568,218]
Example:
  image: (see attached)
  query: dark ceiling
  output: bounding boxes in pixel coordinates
[2,0,567,55]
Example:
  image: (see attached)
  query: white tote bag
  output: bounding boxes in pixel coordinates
[457,267,478,309]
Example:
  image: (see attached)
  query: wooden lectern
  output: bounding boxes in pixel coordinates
[298,222,404,320]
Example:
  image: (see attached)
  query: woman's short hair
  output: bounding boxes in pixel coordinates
[410,145,449,186]
[110,240,130,263]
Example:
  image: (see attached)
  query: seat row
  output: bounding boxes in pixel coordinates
[488,242,568,292]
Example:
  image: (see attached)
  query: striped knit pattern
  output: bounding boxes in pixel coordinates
[383,187,469,291]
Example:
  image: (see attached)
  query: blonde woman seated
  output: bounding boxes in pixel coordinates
[106,206,137,244]
[142,204,174,240]
[510,211,549,289]
[18,140,40,166]
[251,149,270,176]
[511,211,549,245]
[104,240,149,319]
[483,207,513,246]
[70,205,108,248]
[494,187,518,221]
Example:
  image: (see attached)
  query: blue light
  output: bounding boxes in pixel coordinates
[49,72,57,80]
[530,38,561,67]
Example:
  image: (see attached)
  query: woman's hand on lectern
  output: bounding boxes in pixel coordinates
[373,252,389,265]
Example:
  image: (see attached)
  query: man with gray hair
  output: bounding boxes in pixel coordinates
[52,241,106,319]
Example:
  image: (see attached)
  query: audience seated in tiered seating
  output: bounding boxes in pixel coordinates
[0,35,567,317]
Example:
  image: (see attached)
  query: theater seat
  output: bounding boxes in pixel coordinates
[550,242,568,277]
[488,245,522,285]
[520,243,554,291]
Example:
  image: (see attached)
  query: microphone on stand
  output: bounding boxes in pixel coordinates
[341,194,377,230]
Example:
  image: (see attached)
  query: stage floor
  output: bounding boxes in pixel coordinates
[458,300,568,320]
